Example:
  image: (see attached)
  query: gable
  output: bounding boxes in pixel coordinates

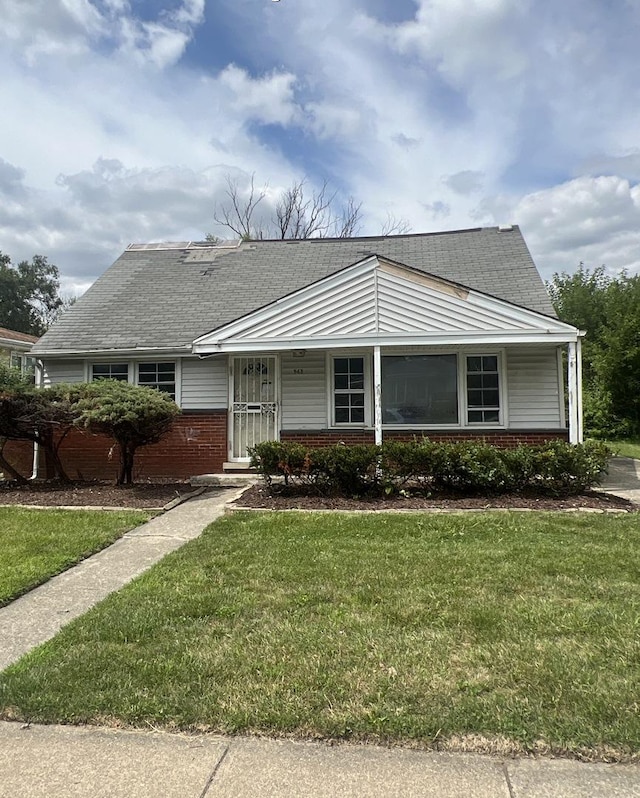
[193,256,577,353]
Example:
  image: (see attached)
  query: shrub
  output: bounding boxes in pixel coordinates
[250,439,611,498]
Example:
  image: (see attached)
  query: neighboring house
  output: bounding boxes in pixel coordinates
[28,226,583,481]
[0,327,38,479]
[0,326,38,381]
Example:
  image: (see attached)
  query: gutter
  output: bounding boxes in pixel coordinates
[29,345,193,358]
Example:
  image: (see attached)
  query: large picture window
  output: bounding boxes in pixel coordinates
[382,354,458,425]
[333,357,365,424]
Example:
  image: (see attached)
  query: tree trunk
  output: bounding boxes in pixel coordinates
[39,430,71,483]
[118,442,136,485]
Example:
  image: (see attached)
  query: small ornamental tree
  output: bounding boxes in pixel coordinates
[0,371,83,483]
[75,380,180,485]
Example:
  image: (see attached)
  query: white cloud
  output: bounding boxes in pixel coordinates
[393,0,531,86]
[2,0,640,297]
[217,65,300,127]
[477,176,640,278]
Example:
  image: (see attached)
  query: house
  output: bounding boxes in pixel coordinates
[0,327,39,479]
[27,226,583,481]
[0,326,38,380]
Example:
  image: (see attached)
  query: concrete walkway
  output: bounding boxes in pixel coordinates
[599,455,640,504]
[1,721,639,798]
[2,468,640,797]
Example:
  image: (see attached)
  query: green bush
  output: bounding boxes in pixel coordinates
[250,439,611,498]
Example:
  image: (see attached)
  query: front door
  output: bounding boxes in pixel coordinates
[230,356,279,460]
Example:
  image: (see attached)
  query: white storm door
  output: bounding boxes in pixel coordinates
[230,356,279,460]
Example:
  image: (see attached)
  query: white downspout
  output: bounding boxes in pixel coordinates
[373,345,382,446]
[30,360,43,480]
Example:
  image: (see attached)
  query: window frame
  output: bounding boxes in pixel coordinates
[326,349,505,430]
[328,353,371,427]
[87,359,181,405]
[10,352,37,383]
[90,362,131,382]
[464,353,503,426]
[137,361,177,401]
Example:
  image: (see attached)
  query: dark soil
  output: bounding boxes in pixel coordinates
[0,481,194,509]
[0,480,634,513]
[235,483,636,512]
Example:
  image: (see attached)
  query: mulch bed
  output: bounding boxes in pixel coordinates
[0,480,635,512]
[235,483,637,512]
[0,481,194,509]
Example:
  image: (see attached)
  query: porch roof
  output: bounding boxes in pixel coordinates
[193,255,580,355]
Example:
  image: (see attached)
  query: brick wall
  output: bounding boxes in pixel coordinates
[1,440,35,480]
[282,429,569,448]
[2,421,569,483]
[44,412,228,482]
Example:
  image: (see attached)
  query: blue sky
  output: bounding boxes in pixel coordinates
[1,0,640,295]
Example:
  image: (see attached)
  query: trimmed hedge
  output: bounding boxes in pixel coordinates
[249,439,611,497]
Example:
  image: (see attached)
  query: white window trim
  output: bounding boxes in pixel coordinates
[326,349,506,430]
[85,359,182,406]
[327,352,372,428]
[462,351,505,428]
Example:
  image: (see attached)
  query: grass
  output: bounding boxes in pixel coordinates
[1,510,640,759]
[603,438,640,460]
[0,507,151,606]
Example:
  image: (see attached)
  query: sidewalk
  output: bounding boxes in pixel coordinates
[599,455,640,504]
[2,470,640,797]
[1,720,639,798]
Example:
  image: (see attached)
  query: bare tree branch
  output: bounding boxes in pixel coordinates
[381,213,412,236]
[213,174,267,240]
[213,175,364,240]
[333,196,362,238]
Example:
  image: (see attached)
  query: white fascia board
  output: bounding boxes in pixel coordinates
[0,338,34,351]
[192,256,378,347]
[195,329,580,354]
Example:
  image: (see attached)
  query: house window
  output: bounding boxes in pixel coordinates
[333,357,365,424]
[382,354,458,425]
[10,353,36,383]
[466,355,501,423]
[91,363,129,381]
[138,362,176,400]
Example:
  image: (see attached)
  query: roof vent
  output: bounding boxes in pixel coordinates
[498,224,514,232]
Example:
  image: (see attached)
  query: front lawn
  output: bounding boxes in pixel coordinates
[1,511,639,759]
[603,438,640,460]
[0,507,151,606]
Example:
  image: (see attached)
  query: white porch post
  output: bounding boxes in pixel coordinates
[567,340,583,444]
[576,337,583,443]
[373,345,383,446]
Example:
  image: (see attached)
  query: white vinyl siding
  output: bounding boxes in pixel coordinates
[180,357,228,409]
[280,352,327,429]
[506,347,563,428]
[41,360,85,386]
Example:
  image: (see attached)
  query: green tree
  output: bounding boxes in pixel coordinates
[0,251,63,336]
[75,381,180,484]
[0,377,83,483]
[549,266,640,437]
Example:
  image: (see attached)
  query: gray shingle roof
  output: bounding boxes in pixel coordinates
[32,226,556,355]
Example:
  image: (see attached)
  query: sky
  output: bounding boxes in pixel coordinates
[2,0,640,297]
